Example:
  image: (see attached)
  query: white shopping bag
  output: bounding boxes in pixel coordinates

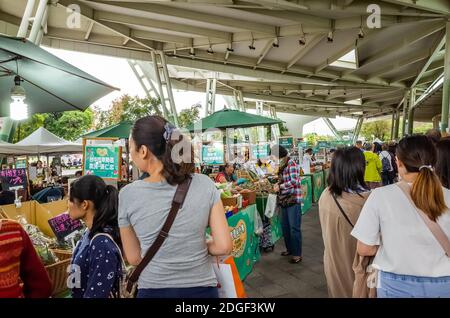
[213,262,237,298]
[264,193,278,218]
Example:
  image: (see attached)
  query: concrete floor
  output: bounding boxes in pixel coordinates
[244,205,329,298]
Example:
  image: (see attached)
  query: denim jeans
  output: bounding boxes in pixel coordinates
[377,271,450,298]
[281,204,302,257]
[137,287,219,298]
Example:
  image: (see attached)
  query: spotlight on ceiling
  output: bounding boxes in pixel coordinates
[207,46,214,55]
[249,44,256,50]
[358,27,365,39]
[272,38,279,48]
[189,48,195,56]
[298,37,306,46]
[226,47,234,52]
[327,30,334,42]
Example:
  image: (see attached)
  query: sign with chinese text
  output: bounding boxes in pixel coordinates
[83,145,120,179]
[0,168,27,190]
[278,136,294,150]
[251,143,270,160]
[202,143,224,165]
[48,213,84,241]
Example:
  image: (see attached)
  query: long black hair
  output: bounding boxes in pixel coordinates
[328,146,368,196]
[70,175,120,246]
[131,116,194,185]
[435,137,450,190]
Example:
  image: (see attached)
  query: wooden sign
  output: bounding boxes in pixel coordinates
[48,213,84,241]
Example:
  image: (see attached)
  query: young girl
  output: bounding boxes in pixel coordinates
[68,175,122,298]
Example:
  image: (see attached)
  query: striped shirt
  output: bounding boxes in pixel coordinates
[280,159,303,205]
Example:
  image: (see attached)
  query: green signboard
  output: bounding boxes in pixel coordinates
[84,145,120,179]
[301,177,312,214]
[227,205,260,280]
[202,143,224,165]
[251,143,270,160]
[278,136,294,150]
[317,141,330,148]
[15,159,27,169]
[298,141,308,149]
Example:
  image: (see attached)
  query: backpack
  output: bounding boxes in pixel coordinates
[381,153,391,172]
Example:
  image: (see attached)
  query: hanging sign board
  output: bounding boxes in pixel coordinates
[251,143,270,160]
[202,142,225,165]
[83,145,121,180]
[15,159,27,169]
[278,136,294,150]
[0,168,27,190]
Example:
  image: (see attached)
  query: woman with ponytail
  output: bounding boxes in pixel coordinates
[351,135,450,298]
[68,175,122,298]
[119,116,231,298]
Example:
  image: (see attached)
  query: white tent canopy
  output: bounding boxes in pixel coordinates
[0,127,82,155]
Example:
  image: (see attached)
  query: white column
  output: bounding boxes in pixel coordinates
[17,0,35,38]
[28,0,48,44]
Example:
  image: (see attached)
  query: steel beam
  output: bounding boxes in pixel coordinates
[441,21,450,132]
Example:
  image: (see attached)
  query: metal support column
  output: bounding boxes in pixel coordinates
[36,3,49,45]
[390,112,395,140]
[151,51,178,126]
[393,110,400,140]
[127,59,162,115]
[441,21,450,133]
[401,91,409,137]
[18,0,35,37]
[352,117,363,144]
[323,118,342,140]
[205,78,217,117]
[28,0,48,44]
[407,88,416,135]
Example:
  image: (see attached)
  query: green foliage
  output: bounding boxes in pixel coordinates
[178,103,201,128]
[413,122,433,134]
[93,94,162,129]
[360,120,391,142]
[14,110,94,142]
[304,133,336,146]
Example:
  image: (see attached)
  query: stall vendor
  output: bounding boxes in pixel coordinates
[215,163,237,183]
[301,148,315,174]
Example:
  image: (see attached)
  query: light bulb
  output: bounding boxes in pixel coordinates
[10,96,29,121]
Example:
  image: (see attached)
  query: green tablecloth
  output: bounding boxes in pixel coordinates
[324,168,330,187]
[255,196,283,242]
[300,177,312,214]
[227,204,261,280]
[304,171,325,203]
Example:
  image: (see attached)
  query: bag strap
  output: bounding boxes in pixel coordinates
[331,193,354,228]
[91,233,127,271]
[396,182,450,257]
[127,177,192,288]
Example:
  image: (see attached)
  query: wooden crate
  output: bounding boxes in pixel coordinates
[45,258,71,296]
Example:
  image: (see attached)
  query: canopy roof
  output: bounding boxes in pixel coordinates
[187,109,282,132]
[0,35,117,117]
[82,121,133,140]
[0,127,82,155]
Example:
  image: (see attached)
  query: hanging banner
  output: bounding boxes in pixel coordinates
[83,145,121,179]
[251,143,270,160]
[278,136,294,150]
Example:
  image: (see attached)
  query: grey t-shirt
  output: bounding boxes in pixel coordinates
[118,173,221,289]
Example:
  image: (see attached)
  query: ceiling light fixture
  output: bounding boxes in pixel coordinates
[10,75,28,121]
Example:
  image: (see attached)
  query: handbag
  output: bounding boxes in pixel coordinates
[119,177,192,298]
[331,192,377,298]
[212,256,246,298]
[396,182,450,257]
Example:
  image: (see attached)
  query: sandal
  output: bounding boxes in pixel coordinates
[281,251,291,256]
[289,257,303,264]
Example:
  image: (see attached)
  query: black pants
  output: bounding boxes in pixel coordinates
[381,171,395,186]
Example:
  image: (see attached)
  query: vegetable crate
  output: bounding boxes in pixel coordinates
[45,258,71,296]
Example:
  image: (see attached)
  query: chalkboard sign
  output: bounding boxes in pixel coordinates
[48,213,84,241]
[0,168,27,190]
[83,145,121,179]
[202,143,224,165]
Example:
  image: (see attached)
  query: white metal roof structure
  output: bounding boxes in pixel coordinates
[0,0,449,133]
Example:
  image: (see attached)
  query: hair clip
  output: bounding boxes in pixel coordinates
[163,123,176,143]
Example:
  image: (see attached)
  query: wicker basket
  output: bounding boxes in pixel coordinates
[51,249,73,261]
[45,258,71,296]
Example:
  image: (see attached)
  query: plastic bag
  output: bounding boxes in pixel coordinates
[254,208,263,236]
[264,193,278,218]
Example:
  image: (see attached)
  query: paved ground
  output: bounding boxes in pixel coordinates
[244,204,329,298]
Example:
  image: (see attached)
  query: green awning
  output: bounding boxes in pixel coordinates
[82,121,133,139]
[0,35,117,116]
[187,109,282,132]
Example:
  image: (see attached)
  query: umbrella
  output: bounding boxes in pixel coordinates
[186,109,282,132]
[0,35,117,117]
[82,121,133,140]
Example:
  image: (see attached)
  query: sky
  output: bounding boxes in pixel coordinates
[45,47,355,136]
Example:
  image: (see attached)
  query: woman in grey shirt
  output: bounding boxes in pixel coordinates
[119,116,232,298]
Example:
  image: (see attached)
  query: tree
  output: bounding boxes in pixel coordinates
[45,109,94,141]
[178,103,201,128]
[413,122,433,134]
[360,120,391,142]
[14,109,94,142]
[94,94,162,129]
[304,133,336,146]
